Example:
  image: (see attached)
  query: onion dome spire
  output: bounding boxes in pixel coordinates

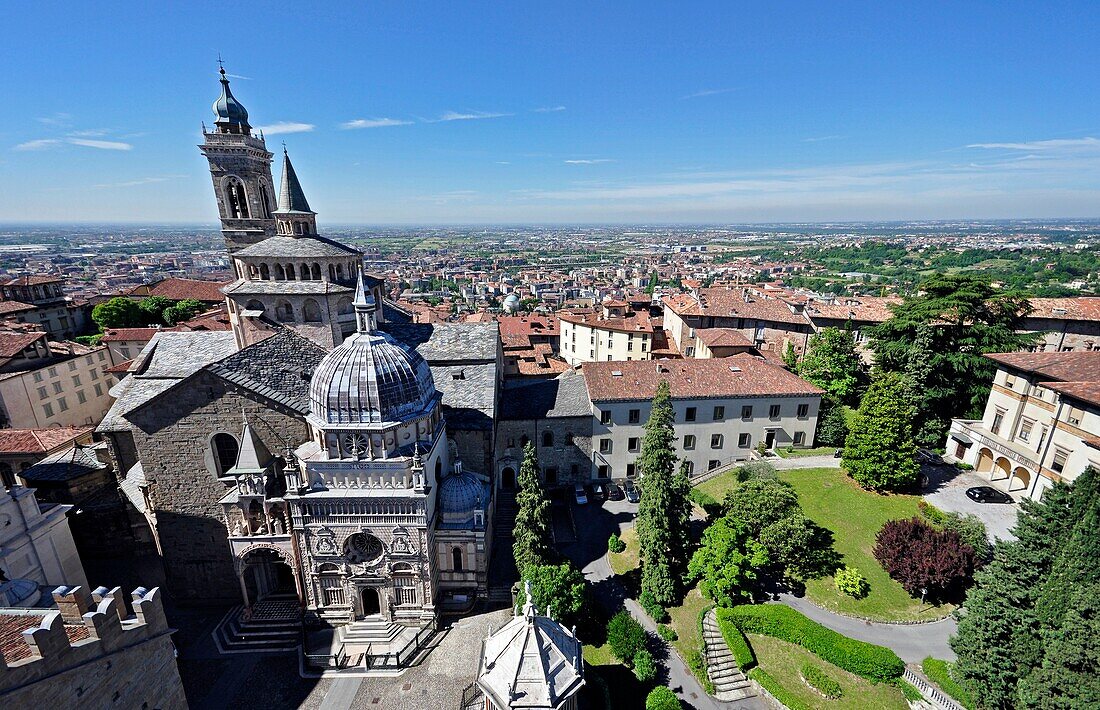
[211,65,251,134]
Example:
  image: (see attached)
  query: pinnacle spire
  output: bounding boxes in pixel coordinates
[353,270,378,334]
[276,148,313,214]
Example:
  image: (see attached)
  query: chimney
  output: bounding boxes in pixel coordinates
[52,585,92,622]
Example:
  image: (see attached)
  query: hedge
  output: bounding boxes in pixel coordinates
[922,657,975,709]
[801,663,843,699]
[896,679,924,702]
[717,616,756,670]
[748,667,812,710]
[717,605,904,683]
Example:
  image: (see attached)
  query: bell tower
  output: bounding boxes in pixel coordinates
[199,65,277,254]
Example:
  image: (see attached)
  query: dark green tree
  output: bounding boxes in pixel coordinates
[798,327,863,405]
[636,381,692,609]
[512,442,553,575]
[521,562,586,626]
[868,274,1036,441]
[161,298,205,326]
[687,515,768,607]
[782,341,798,370]
[842,372,919,491]
[138,296,175,326]
[815,399,849,447]
[1017,584,1100,709]
[91,297,143,330]
[646,686,682,710]
[722,477,799,534]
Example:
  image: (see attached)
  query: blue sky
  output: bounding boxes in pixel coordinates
[3,1,1100,224]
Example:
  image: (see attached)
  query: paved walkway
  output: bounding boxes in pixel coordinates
[769,453,841,470]
[773,593,957,663]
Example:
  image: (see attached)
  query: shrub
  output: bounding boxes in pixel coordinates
[633,648,657,681]
[717,605,904,682]
[756,440,769,456]
[639,592,669,622]
[922,657,975,709]
[657,623,678,642]
[685,649,714,694]
[607,610,646,662]
[719,618,756,670]
[722,477,800,534]
[801,663,843,699]
[688,488,720,516]
[874,517,976,600]
[942,513,991,564]
[917,499,949,525]
[748,667,812,710]
[737,460,777,481]
[834,566,870,598]
[645,686,682,710]
[896,679,924,701]
[608,533,626,554]
[956,462,974,471]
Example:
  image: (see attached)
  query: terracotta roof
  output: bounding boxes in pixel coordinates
[0,331,45,358]
[1026,297,1100,322]
[696,328,753,348]
[4,276,62,287]
[582,354,823,402]
[986,351,1100,383]
[175,309,232,331]
[1040,380,1100,409]
[0,613,90,663]
[129,277,231,303]
[104,359,134,374]
[0,301,35,315]
[0,426,93,455]
[498,315,560,337]
[806,296,902,323]
[100,327,161,342]
[558,310,655,333]
[663,287,809,326]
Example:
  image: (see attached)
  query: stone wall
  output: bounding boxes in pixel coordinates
[126,370,309,602]
[495,416,593,489]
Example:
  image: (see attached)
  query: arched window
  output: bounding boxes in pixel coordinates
[259,263,270,280]
[336,264,345,281]
[337,297,353,315]
[328,264,336,281]
[452,547,463,571]
[311,263,322,280]
[300,264,310,280]
[542,431,554,447]
[225,179,250,219]
[259,185,272,218]
[295,222,304,235]
[303,299,323,323]
[248,264,258,279]
[275,301,295,322]
[245,299,265,313]
[274,264,285,280]
[212,433,239,476]
[286,263,296,281]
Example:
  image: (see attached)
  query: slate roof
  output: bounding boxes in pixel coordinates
[275,150,313,213]
[381,322,499,364]
[222,279,355,296]
[431,363,497,430]
[501,369,591,420]
[20,443,106,482]
[207,329,328,414]
[583,354,824,402]
[233,235,359,258]
[985,351,1100,383]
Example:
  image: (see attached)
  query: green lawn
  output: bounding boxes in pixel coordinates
[583,642,618,666]
[776,446,838,459]
[780,467,953,621]
[666,586,708,662]
[695,469,741,503]
[608,526,640,576]
[747,634,909,709]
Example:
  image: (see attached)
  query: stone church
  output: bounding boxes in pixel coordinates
[98,69,500,646]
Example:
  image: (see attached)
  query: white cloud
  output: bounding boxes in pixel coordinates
[434,110,511,122]
[341,118,413,129]
[14,139,63,151]
[93,175,186,189]
[256,121,315,135]
[225,73,252,80]
[67,138,132,151]
[533,105,566,113]
[68,129,111,137]
[803,135,843,143]
[496,161,511,165]
[680,88,735,100]
[37,113,72,127]
[967,137,1100,151]
[564,159,614,165]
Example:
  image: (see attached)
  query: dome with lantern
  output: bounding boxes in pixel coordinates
[308,273,437,426]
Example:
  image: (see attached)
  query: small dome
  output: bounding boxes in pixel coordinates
[309,331,436,425]
[503,294,520,313]
[438,470,489,528]
[212,68,250,130]
[0,578,41,607]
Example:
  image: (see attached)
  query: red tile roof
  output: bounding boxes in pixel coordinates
[0,301,35,315]
[4,276,62,287]
[498,315,560,337]
[0,331,45,358]
[805,296,902,323]
[558,310,655,334]
[128,277,230,303]
[100,327,161,342]
[986,351,1100,383]
[696,328,753,348]
[0,426,93,454]
[0,613,90,663]
[1040,380,1100,408]
[663,287,809,326]
[1026,297,1100,322]
[582,354,823,402]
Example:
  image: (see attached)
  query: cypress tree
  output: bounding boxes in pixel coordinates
[512,441,553,575]
[635,381,692,609]
[842,372,920,491]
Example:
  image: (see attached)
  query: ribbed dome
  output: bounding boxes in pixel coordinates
[212,68,251,130]
[309,330,436,425]
[438,470,489,529]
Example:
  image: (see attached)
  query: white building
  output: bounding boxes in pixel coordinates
[0,333,114,429]
[945,351,1100,500]
[582,356,823,479]
[558,302,655,366]
[0,484,87,606]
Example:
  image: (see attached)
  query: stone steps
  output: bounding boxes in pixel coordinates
[702,609,757,702]
[213,604,300,653]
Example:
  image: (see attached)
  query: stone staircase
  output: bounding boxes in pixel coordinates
[213,595,301,653]
[702,609,757,701]
[487,489,518,604]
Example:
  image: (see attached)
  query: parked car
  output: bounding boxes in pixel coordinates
[591,483,608,501]
[966,486,1014,504]
[623,480,640,503]
[608,483,624,501]
[573,483,588,505]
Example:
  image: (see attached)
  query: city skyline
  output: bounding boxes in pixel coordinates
[3,2,1100,223]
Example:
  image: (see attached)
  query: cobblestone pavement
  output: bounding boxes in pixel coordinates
[922,465,1020,541]
[769,453,842,470]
